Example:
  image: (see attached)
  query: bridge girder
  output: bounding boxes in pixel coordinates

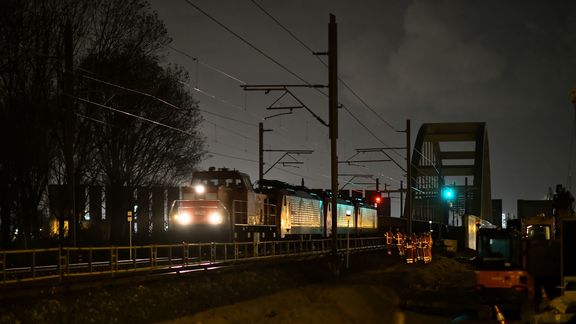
[407,122,492,225]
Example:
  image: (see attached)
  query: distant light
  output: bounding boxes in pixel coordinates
[429,220,432,224]
[195,185,206,194]
[346,209,352,217]
[441,186,455,201]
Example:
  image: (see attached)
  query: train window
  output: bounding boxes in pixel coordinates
[241,175,253,190]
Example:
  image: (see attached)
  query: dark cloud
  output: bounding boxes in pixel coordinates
[151,0,576,215]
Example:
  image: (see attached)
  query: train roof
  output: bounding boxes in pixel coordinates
[192,168,251,181]
[257,179,321,200]
[257,179,308,191]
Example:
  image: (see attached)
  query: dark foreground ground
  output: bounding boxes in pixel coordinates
[0,251,486,323]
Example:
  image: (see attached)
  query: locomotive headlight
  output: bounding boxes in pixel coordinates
[176,211,192,225]
[195,184,206,194]
[208,211,223,225]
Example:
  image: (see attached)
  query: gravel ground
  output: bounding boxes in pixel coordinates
[162,253,485,323]
[0,251,484,323]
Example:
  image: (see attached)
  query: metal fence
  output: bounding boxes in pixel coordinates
[0,237,385,285]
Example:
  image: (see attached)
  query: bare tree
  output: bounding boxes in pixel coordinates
[79,52,204,243]
[0,0,205,247]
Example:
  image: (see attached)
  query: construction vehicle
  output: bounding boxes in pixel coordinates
[475,227,534,302]
[474,227,534,321]
[522,212,561,303]
[523,213,555,240]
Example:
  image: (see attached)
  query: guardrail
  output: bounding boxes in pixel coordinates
[0,237,384,285]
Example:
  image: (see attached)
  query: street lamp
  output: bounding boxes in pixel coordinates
[346,209,352,269]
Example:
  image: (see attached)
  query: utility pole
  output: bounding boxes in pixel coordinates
[406,119,412,235]
[258,122,271,188]
[63,20,76,246]
[400,181,404,218]
[328,14,339,257]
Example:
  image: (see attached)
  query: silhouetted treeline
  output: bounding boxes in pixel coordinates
[0,0,205,248]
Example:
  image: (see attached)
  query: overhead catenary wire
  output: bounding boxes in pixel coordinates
[75,112,110,127]
[75,96,196,136]
[163,18,333,154]
[76,69,258,128]
[166,44,247,85]
[245,0,405,165]
[77,69,325,171]
[248,0,401,133]
[203,118,257,142]
[75,95,262,164]
[249,5,411,191]
[77,67,322,158]
[180,1,406,181]
[182,0,314,87]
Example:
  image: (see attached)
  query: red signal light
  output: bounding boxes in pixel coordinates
[374,196,382,204]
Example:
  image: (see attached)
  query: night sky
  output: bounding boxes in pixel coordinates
[150,0,576,216]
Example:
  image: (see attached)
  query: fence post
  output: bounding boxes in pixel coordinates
[151,246,157,268]
[32,250,36,278]
[110,247,118,274]
[59,248,68,281]
[88,248,93,273]
[183,243,188,266]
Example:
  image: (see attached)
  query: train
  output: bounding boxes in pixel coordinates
[168,167,378,242]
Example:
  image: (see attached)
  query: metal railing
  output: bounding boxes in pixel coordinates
[0,237,385,285]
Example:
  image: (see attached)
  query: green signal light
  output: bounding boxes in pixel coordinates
[441,186,455,201]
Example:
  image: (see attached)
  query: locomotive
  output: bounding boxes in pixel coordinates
[168,167,378,242]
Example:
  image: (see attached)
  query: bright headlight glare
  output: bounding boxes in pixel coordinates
[195,184,206,194]
[209,212,223,225]
[177,211,192,225]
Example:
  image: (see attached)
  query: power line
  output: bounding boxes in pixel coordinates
[78,69,186,111]
[342,106,405,166]
[190,85,246,111]
[248,0,317,55]
[203,118,258,142]
[246,0,404,165]
[180,1,401,175]
[206,150,258,163]
[77,69,258,128]
[78,67,322,158]
[182,0,313,86]
[75,112,111,127]
[75,72,327,171]
[249,0,400,132]
[76,96,263,164]
[161,11,332,154]
[166,44,247,84]
[75,96,195,136]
